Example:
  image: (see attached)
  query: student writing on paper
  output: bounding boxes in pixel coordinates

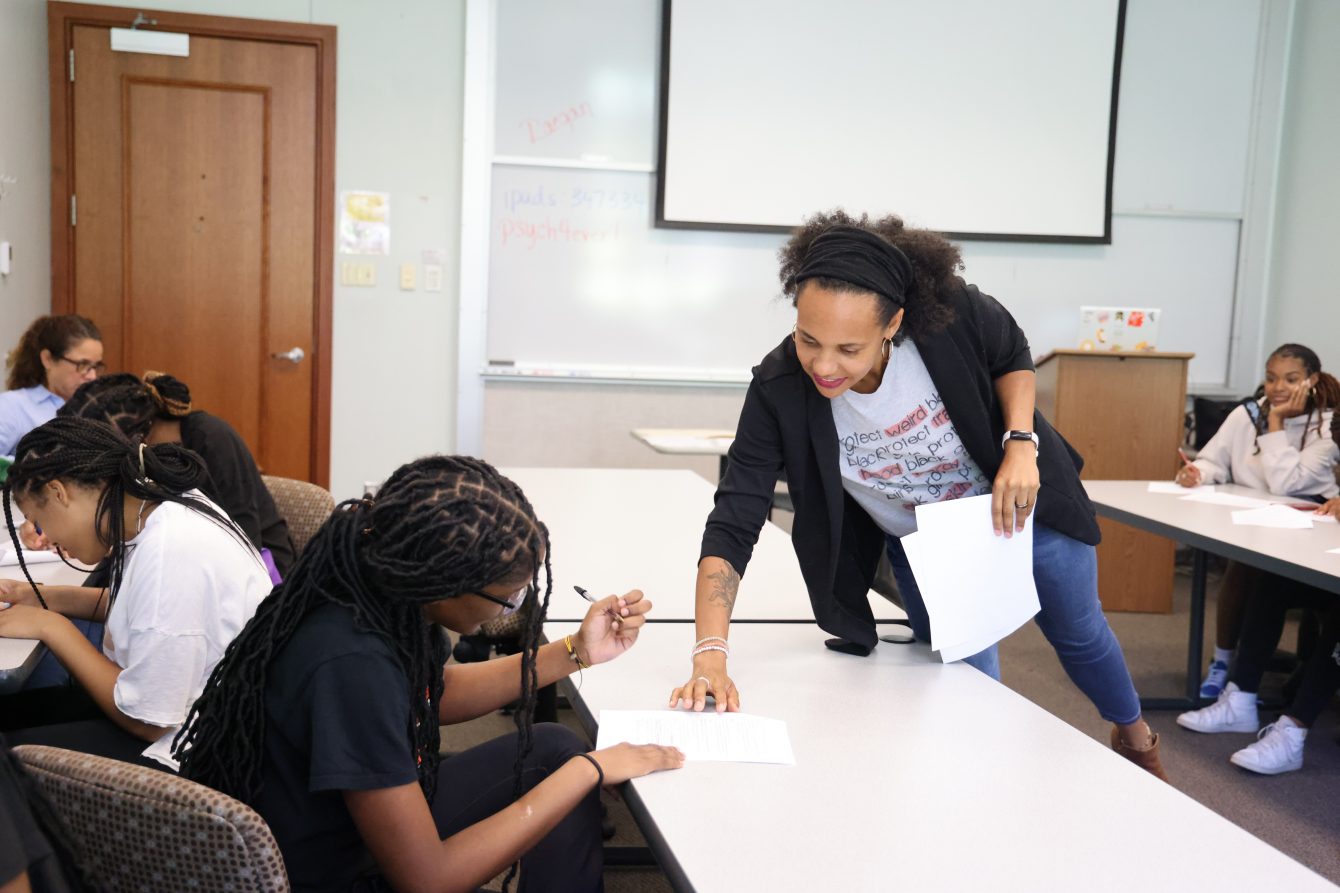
[1174,344,1339,698]
[0,418,270,771]
[0,315,104,458]
[670,211,1166,779]
[174,457,682,893]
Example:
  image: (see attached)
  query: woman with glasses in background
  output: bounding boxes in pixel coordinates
[0,315,105,457]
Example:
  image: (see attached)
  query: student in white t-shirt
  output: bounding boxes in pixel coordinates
[0,417,271,771]
[1175,343,1340,698]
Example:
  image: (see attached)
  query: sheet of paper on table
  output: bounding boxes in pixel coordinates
[1179,491,1274,509]
[1147,482,1215,494]
[596,710,795,765]
[1231,504,1319,530]
[0,547,63,567]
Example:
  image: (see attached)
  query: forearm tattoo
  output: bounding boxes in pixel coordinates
[707,567,740,613]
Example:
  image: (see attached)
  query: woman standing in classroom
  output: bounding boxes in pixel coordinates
[0,315,104,457]
[669,210,1166,779]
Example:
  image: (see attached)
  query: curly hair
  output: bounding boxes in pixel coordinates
[778,209,962,344]
[6,315,102,390]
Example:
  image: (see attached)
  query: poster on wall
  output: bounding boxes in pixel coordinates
[339,190,391,255]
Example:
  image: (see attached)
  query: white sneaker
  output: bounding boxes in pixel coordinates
[1230,719,1307,775]
[1176,682,1259,733]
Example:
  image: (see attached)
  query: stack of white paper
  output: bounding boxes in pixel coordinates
[596,710,794,765]
[1231,504,1319,530]
[899,494,1039,663]
[1147,482,1215,494]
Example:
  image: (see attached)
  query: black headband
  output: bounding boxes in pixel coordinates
[789,226,913,308]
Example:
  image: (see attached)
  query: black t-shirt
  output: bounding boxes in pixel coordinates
[180,411,296,576]
[251,603,419,892]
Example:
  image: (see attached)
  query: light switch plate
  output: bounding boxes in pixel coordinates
[399,263,416,290]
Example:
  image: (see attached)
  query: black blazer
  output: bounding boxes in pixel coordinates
[700,281,1101,653]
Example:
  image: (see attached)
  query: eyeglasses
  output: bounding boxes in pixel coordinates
[472,583,533,616]
[57,355,107,376]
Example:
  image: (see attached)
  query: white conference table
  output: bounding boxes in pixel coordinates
[546,620,1337,893]
[0,559,95,694]
[629,428,735,479]
[1083,480,1340,709]
[504,467,904,625]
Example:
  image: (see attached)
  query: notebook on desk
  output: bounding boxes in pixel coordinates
[1076,306,1161,352]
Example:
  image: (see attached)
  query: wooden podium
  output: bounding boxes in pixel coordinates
[1035,350,1194,613]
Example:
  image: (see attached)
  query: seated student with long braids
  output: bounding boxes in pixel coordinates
[0,417,272,769]
[5,371,296,693]
[53,371,295,580]
[1176,343,1339,697]
[174,456,683,893]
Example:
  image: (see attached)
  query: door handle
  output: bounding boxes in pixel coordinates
[270,347,306,364]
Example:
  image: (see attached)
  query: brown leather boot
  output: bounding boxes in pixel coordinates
[1111,725,1169,782]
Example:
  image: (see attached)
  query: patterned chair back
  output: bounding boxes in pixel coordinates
[261,475,336,555]
[13,745,289,892]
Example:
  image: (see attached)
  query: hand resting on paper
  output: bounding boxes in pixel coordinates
[1317,498,1340,521]
[585,741,685,786]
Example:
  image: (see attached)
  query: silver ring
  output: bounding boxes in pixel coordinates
[1015,501,1030,509]
[695,676,711,686]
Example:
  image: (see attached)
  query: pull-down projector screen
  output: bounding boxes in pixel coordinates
[657,0,1125,243]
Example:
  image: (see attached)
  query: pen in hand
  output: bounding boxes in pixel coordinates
[574,585,623,626]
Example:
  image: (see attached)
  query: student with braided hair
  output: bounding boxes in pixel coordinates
[55,371,294,579]
[173,455,682,893]
[0,417,271,770]
[0,315,104,457]
[1175,343,1339,697]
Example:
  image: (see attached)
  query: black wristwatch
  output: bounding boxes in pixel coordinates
[1001,430,1040,454]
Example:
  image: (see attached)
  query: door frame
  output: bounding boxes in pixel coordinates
[47,1,336,486]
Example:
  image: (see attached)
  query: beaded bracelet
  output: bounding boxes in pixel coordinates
[692,644,729,659]
[693,636,728,649]
[564,634,589,670]
[573,752,604,787]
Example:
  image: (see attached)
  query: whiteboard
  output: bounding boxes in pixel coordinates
[660,0,1123,240]
[485,0,1262,389]
[493,0,659,165]
[486,166,1234,384]
[487,164,793,374]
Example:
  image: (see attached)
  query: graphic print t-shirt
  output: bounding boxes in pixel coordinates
[831,341,991,537]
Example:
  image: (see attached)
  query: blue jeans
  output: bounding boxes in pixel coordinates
[885,524,1142,724]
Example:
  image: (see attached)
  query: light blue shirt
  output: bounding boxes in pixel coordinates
[0,385,63,457]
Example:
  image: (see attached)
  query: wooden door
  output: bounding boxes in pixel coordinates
[49,3,335,484]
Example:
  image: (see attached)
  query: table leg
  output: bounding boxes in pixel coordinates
[1140,547,1207,711]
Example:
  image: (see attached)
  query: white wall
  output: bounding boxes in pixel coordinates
[0,1,53,346]
[0,0,465,499]
[1266,0,1340,374]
